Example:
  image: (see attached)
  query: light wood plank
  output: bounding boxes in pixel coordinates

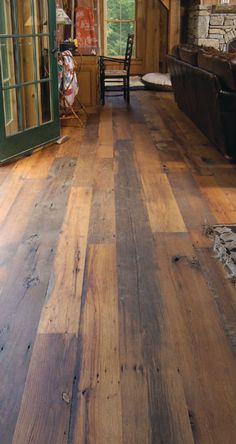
[195,174,236,223]
[96,142,113,158]
[71,244,123,444]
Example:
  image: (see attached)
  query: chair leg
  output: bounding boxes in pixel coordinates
[126,77,130,105]
[123,78,127,100]
[101,77,105,105]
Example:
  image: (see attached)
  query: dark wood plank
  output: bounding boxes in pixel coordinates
[114,138,194,444]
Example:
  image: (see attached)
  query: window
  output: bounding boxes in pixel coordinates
[105,0,136,56]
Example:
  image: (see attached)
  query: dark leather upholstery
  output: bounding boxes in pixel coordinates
[198,51,236,91]
[167,45,236,159]
[179,45,199,66]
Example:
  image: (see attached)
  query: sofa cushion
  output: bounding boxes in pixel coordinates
[198,51,236,90]
[178,45,199,66]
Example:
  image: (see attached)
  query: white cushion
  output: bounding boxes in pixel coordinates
[141,73,172,90]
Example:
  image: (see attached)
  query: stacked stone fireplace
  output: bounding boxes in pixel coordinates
[188,5,236,51]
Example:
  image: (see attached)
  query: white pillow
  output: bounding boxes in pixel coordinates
[141,73,172,90]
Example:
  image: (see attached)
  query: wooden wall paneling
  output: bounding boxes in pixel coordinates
[160,0,170,9]
[168,0,181,53]
[159,2,169,72]
[144,0,161,73]
[75,55,99,113]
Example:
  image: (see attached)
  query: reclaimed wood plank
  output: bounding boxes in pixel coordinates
[98,104,113,145]
[114,138,193,444]
[70,244,123,444]
[155,232,236,443]
[88,159,116,244]
[38,186,92,334]
[0,157,77,444]
[195,245,236,357]
[131,124,186,232]
[12,333,77,444]
[168,170,216,229]
[194,174,236,223]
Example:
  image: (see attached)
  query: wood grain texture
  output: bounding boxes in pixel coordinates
[114,138,193,444]
[0,156,78,444]
[155,232,236,443]
[1,91,236,443]
[195,174,236,223]
[12,333,77,444]
[71,244,123,444]
[38,186,92,334]
[131,123,186,232]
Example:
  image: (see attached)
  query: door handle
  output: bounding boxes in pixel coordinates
[51,47,58,55]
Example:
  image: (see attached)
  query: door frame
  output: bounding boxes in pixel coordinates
[0,0,60,164]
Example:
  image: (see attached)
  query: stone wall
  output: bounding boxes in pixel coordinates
[188,5,236,50]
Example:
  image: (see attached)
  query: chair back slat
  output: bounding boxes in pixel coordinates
[124,33,134,73]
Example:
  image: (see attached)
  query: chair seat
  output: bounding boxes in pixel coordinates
[105,69,127,77]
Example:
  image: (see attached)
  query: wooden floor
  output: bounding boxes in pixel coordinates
[1,91,236,444]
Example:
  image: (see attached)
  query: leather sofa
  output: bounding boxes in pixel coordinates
[167,45,236,159]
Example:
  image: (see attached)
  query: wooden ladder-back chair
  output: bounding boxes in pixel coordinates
[100,33,134,105]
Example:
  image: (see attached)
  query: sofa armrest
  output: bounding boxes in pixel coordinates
[219,90,236,112]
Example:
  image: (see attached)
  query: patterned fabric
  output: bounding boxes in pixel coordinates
[58,51,79,107]
[76,6,97,54]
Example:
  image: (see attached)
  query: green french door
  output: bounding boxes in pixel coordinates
[0,0,60,164]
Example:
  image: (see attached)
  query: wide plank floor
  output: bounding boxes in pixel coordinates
[1,91,236,443]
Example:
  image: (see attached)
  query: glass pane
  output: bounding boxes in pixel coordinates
[35,0,49,34]
[0,37,36,86]
[36,36,50,80]
[39,81,52,124]
[121,0,135,20]
[19,37,36,83]
[4,84,38,136]
[107,0,121,20]
[107,0,135,21]
[22,84,38,129]
[0,38,17,85]
[0,1,12,35]
[107,22,135,56]
[16,0,34,34]
[4,88,21,137]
